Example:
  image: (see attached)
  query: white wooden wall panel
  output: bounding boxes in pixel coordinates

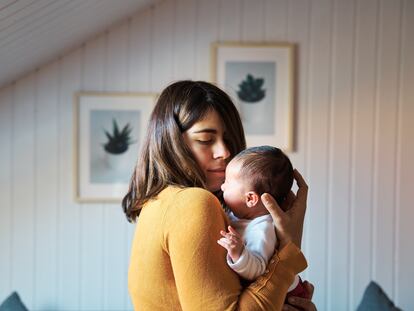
[173,0,196,80]
[151,0,174,91]
[104,22,130,311]
[0,0,413,310]
[33,61,59,310]
[327,0,354,309]
[241,0,264,42]
[194,0,219,81]
[79,36,105,311]
[306,1,332,309]
[56,49,81,310]
[351,0,378,307]
[285,0,310,276]
[218,0,241,41]
[0,86,12,301]
[264,0,288,41]
[12,75,36,308]
[374,0,401,298]
[129,8,152,91]
[397,1,414,308]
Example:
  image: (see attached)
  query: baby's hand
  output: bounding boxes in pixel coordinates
[217,226,244,262]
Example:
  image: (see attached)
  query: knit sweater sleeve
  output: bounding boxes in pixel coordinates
[164,188,307,310]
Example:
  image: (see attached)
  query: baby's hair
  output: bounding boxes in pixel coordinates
[234,146,293,210]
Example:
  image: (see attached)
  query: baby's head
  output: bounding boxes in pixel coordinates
[221,146,293,219]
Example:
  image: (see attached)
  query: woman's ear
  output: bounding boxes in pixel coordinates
[245,191,260,208]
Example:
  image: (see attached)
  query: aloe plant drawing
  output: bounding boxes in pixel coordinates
[237,74,266,103]
[103,118,135,154]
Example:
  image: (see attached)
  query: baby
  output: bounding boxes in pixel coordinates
[218,146,308,299]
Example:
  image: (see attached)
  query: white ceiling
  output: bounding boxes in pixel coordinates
[0,0,157,89]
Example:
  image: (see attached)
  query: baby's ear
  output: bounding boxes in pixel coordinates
[245,191,260,208]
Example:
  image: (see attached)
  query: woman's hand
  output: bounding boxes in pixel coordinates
[283,281,316,311]
[261,169,308,249]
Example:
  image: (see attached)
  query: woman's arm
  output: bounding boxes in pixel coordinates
[165,188,307,310]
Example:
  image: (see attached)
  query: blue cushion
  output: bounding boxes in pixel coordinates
[357,281,401,311]
[0,292,28,311]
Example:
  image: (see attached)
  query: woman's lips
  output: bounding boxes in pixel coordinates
[208,168,225,175]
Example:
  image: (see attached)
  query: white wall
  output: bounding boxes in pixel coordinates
[0,0,413,310]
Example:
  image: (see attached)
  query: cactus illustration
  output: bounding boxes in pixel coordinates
[237,74,266,103]
[103,118,135,154]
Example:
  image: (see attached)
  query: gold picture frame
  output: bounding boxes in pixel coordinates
[211,42,294,151]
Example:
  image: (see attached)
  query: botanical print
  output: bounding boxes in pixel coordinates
[89,110,140,184]
[225,61,275,135]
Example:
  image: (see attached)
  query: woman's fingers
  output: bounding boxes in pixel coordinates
[281,191,296,212]
[293,169,309,210]
[261,169,309,250]
[261,193,285,224]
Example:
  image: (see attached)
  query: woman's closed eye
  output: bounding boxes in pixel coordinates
[196,139,213,145]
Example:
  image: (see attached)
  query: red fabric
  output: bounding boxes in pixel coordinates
[285,277,310,299]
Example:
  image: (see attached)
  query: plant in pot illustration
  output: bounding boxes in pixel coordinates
[103,118,136,169]
[237,74,267,125]
[237,74,266,103]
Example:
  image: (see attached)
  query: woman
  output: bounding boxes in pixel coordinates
[123,80,316,310]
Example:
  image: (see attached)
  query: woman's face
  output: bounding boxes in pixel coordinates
[183,109,231,192]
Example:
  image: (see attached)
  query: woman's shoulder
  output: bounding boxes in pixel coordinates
[163,186,223,218]
[162,185,219,202]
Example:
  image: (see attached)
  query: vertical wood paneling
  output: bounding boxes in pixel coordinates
[305,0,332,309]
[106,22,129,91]
[79,36,105,311]
[327,0,354,310]
[194,0,219,81]
[128,8,152,91]
[373,0,401,298]
[0,86,12,300]
[173,0,196,80]
[397,1,414,310]
[11,75,35,309]
[285,1,310,269]
[241,0,264,42]
[103,22,130,311]
[264,0,288,41]
[351,0,379,306]
[0,0,413,310]
[56,49,81,310]
[218,0,241,41]
[33,61,59,310]
[151,0,174,91]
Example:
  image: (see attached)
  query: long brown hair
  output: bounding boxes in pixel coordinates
[122,80,246,222]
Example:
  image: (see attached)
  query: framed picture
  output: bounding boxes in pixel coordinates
[74,92,156,203]
[211,42,294,151]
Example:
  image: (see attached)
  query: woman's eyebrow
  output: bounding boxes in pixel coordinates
[193,128,217,134]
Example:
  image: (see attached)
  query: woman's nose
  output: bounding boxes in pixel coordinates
[214,140,230,160]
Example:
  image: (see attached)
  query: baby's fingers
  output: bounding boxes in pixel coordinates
[227,226,240,237]
[217,238,231,250]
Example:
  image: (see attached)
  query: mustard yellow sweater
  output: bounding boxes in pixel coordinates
[128,186,307,310]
